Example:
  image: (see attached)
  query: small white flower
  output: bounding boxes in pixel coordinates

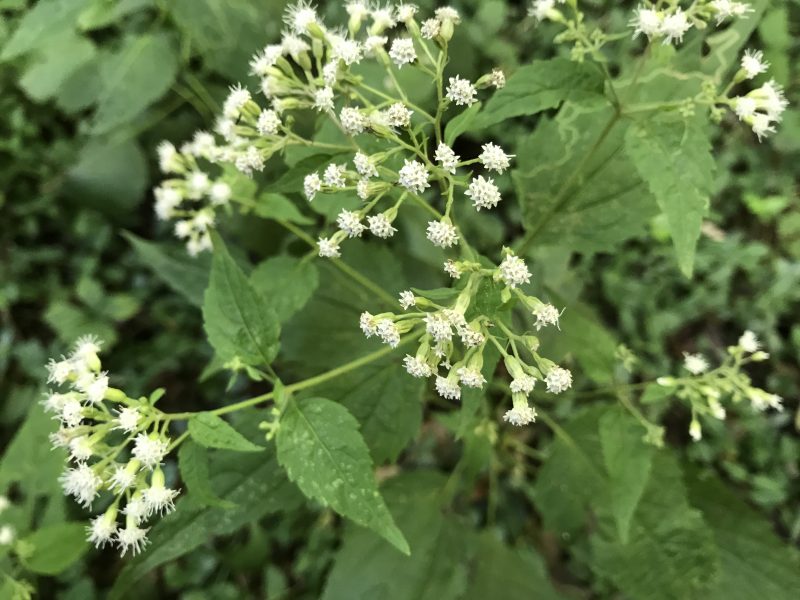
[186,232,213,257]
[364,35,388,53]
[209,182,232,206]
[399,290,416,310]
[630,5,662,39]
[435,7,460,22]
[186,171,210,199]
[234,146,265,176]
[285,1,319,33]
[360,311,378,337]
[503,404,537,426]
[460,327,485,348]
[689,419,702,441]
[545,367,572,393]
[444,260,462,279]
[222,84,251,119]
[143,484,179,517]
[465,175,502,210]
[154,186,183,220]
[533,304,562,330]
[457,367,486,389]
[331,38,364,65]
[60,463,103,508]
[346,1,369,20]
[398,159,430,194]
[498,253,531,288]
[132,434,170,470]
[83,373,109,404]
[403,355,433,378]
[323,163,347,187]
[385,102,413,127]
[353,152,378,178]
[711,0,752,24]
[424,313,453,343]
[683,352,709,375]
[435,375,461,400]
[426,220,459,248]
[750,113,776,141]
[528,0,556,23]
[87,514,117,549]
[421,18,441,39]
[434,143,459,174]
[0,525,15,546]
[376,319,401,348]
[249,44,283,76]
[336,209,365,238]
[117,523,150,557]
[314,87,335,111]
[115,407,141,433]
[110,464,138,493]
[156,141,181,173]
[389,38,416,66]
[43,391,68,414]
[479,143,512,173]
[369,7,396,32]
[47,357,74,385]
[741,49,768,79]
[395,3,417,22]
[660,9,691,45]
[340,106,368,135]
[257,109,281,135]
[739,330,760,353]
[489,68,505,89]
[323,61,339,85]
[357,179,370,200]
[733,96,757,120]
[759,80,788,120]
[68,435,94,462]
[446,76,478,106]
[304,173,322,200]
[367,213,397,238]
[60,398,85,428]
[318,237,341,258]
[510,374,537,395]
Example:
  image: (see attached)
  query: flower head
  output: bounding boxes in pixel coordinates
[465,176,502,210]
[683,352,709,375]
[398,160,430,194]
[497,252,531,288]
[545,367,572,394]
[389,38,417,66]
[426,220,459,248]
[446,76,478,106]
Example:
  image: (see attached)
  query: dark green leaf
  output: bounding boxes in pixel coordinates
[252,193,313,225]
[444,101,482,146]
[249,255,319,323]
[178,441,236,508]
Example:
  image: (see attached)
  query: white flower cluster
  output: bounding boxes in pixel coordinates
[629,1,751,46]
[44,336,177,556]
[657,330,782,441]
[0,496,14,547]
[723,49,788,141]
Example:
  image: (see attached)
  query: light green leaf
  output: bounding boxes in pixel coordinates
[444,101,482,146]
[91,33,179,134]
[189,413,264,452]
[18,523,89,575]
[203,233,280,367]
[18,32,96,102]
[178,441,237,509]
[626,115,714,277]
[474,58,605,129]
[252,192,313,225]
[322,472,472,600]
[249,255,319,323]
[0,0,90,61]
[123,232,210,307]
[110,450,302,600]
[276,396,409,554]
[77,0,153,30]
[599,408,653,543]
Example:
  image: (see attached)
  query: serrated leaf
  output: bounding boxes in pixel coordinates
[322,472,472,600]
[444,101,482,146]
[599,407,653,543]
[626,115,714,277]
[123,232,210,307]
[18,523,89,575]
[276,396,409,554]
[91,33,178,134]
[189,413,263,452]
[110,450,302,600]
[473,58,605,130]
[203,233,280,367]
[249,255,319,323]
[178,441,236,508]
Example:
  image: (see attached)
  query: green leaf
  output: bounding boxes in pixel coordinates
[276,396,409,554]
[474,58,605,129]
[326,358,424,464]
[252,192,313,225]
[322,472,473,600]
[599,408,654,543]
[557,301,618,384]
[18,523,89,575]
[178,441,236,508]
[110,450,302,600]
[77,0,153,30]
[688,473,800,599]
[91,33,179,134]
[18,32,96,102]
[514,103,658,252]
[463,533,563,600]
[626,115,714,277]
[203,233,280,367]
[249,255,319,323]
[444,101,482,146]
[189,413,264,452]
[0,0,90,61]
[123,232,210,307]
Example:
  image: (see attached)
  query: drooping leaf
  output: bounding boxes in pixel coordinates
[188,412,264,452]
[18,523,89,575]
[473,58,606,130]
[202,233,280,367]
[91,33,179,134]
[626,114,714,277]
[322,472,473,600]
[276,396,409,554]
[123,232,210,307]
[249,255,319,323]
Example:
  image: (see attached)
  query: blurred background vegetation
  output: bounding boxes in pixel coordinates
[0,0,798,598]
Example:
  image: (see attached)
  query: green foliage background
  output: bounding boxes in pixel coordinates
[1,0,799,598]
